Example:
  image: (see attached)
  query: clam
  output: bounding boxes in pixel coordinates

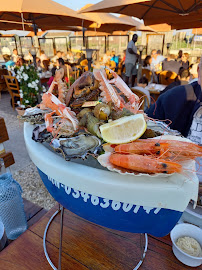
[56,134,102,160]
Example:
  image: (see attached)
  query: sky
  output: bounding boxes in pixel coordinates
[54,0,100,11]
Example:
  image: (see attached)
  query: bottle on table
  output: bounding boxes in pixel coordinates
[0,171,27,240]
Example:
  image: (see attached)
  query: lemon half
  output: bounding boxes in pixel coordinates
[100,114,147,144]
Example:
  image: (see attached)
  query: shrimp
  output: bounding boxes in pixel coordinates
[109,153,182,174]
[136,139,202,160]
[114,141,170,156]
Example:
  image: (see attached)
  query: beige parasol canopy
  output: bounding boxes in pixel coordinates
[0,0,93,31]
[171,20,202,30]
[78,4,144,33]
[81,0,202,27]
[147,23,171,32]
[119,15,156,32]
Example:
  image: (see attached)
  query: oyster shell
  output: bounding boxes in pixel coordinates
[18,107,51,125]
[24,107,50,116]
[55,134,102,160]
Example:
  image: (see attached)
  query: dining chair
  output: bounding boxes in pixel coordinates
[142,68,152,82]
[159,71,178,85]
[131,86,151,111]
[109,60,116,71]
[4,75,21,110]
[79,59,88,72]
[0,69,8,98]
[117,62,123,76]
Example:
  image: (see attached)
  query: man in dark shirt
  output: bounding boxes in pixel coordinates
[162,54,181,74]
[146,57,202,137]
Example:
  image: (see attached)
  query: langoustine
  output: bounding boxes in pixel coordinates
[42,92,79,137]
[107,68,140,111]
[93,68,140,114]
[48,68,67,103]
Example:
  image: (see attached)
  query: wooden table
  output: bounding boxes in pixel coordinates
[0,204,194,270]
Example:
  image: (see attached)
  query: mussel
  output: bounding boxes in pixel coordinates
[32,125,53,143]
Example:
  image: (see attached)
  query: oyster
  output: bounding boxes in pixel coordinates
[55,134,102,160]
[18,114,45,125]
[24,107,49,116]
[18,107,51,125]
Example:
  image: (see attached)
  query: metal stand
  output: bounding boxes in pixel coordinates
[43,205,64,270]
[43,206,148,270]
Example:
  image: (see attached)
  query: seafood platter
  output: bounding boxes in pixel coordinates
[23,68,200,237]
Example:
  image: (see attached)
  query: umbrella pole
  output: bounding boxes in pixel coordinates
[32,23,42,103]
[82,20,86,47]
[32,23,39,68]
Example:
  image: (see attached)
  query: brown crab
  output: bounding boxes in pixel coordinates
[65,72,99,106]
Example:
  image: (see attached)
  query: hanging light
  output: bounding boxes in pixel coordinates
[138,45,144,53]
[83,49,98,71]
[30,46,36,57]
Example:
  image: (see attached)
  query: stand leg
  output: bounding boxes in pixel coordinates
[43,207,148,270]
[43,205,65,270]
[133,233,148,270]
[58,206,64,270]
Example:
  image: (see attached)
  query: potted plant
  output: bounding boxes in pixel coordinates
[13,65,44,115]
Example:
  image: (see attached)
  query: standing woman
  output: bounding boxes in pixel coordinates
[180,53,189,70]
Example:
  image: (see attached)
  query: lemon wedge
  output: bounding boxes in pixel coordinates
[100,114,147,144]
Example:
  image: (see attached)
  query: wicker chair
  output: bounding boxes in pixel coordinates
[4,75,21,110]
[0,69,8,97]
[79,59,88,72]
[159,71,178,85]
[141,68,152,82]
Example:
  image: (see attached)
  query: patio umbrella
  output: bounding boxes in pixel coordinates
[78,4,143,33]
[119,15,156,32]
[0,0,93,32]
[171,20,202,30]
[81,0,202,26]
[146,23,171,32]
[0,20,33,31]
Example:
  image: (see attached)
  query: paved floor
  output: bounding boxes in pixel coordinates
[0,92,56,210]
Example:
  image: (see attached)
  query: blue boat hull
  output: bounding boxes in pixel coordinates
[38,168,183,237]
